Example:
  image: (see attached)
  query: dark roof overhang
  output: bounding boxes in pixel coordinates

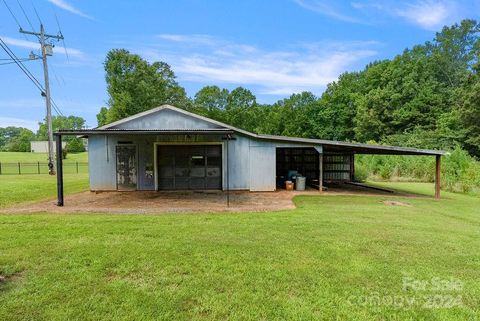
[54,128,235,136]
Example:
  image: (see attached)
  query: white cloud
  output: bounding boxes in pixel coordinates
[47,0,93,20]
[293,0,363,23]
[157,34,217,46]
[294,0,468,30]
[395,1,457,30]
[0,117,39,130]
[1,36,84,58]
[139,35,379,95]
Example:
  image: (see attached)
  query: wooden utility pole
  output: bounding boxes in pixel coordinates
[20,25,63,175]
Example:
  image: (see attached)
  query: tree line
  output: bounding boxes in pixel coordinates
[98,19,480,159]
[0,116,86,153]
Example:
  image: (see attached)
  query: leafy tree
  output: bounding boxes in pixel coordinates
[4,128,35,152]
[193,86,229,120]
[261,92,318,138]
[224,87,258,131]
[66,137,86,153]
[37,116,86,142]
[96,107,109,127]
[98,49,190,125]
[0,127,24,151]
[316,72,362,141]
[458,63,480,157]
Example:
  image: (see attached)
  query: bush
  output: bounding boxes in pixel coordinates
[66,138,86,153]
[356,147,480,193]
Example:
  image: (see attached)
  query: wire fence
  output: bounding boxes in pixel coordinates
[0,162,88,175]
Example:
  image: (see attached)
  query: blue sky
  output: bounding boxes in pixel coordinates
[1,0,479,130]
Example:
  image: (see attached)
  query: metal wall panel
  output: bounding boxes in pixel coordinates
[249,145,276,191]
[111,109,223,130]
[87,130,323,192]
[88,135,116,190]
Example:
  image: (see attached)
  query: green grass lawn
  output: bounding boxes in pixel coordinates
[0,151,88,162]
[0,152,88,174]
[0,183,478,320]
[0,174,89,207]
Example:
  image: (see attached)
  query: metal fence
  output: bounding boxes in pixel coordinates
[0,162,88,175]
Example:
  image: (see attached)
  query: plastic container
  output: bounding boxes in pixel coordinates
[295,176,306,191]
[285,180,294,191]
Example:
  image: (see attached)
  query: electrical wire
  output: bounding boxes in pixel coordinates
[0,37,44,92]
[30,0,42,25]
[2,0,29,41]
[3,0,22,29]
[0,37,64,116]
[16,0,35,33]
[0,58,31,65]
[54,12,69,62]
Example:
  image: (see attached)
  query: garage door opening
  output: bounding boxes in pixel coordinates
[156,145,222,190]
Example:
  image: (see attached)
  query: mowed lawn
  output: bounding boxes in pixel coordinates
[0,181,479,320]
[0,152,88,163]
[0,174,89,207]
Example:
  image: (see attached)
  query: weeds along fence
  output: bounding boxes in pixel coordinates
[0,162,88,175]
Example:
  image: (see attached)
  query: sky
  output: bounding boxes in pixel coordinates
[1,0,479,130]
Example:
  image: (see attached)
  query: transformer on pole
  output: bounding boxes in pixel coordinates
[20,25,64,175]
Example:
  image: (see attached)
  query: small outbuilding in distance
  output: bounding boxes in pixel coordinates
[54,105,446,205]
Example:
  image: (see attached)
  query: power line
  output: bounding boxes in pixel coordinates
[30,0,43,25]
[0,37,64,116]
[3,0,22,29]
[54,12,69,61]
[2,0,29,41]
[16,0,35,36]
[0,58,31,65]
[0,37,44,92]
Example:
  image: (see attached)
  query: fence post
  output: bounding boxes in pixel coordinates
[18,162,21,175]
[0,162,2,175]
[38,161,40,174]
[76,161,79,173]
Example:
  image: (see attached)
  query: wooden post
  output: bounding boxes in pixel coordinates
[37,161,40,174]
[319,153,323,193]
[435,155,441,200]
[56,135,64,206]
[18,162,21,175]
[76,161,79,174]
[350,154,355,182]
[0,162,2,175]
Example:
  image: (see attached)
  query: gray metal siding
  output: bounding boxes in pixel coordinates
[112,109,223,130]
[249,145,276,191]
[88,135,116,190]
[87,109,323,191]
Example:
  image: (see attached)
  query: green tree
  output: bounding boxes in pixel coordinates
[5,128,35,152]
[193,86,229,120]
[0,127,25,151]
[224,87,258,131]
[458,63,480,157]
[98,49,190,125]
[37,116,86,142]
[66,137,86,153]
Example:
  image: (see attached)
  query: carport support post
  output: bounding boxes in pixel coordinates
[319,153,323,193]
[56,134,64,206]
[435,155,441,200]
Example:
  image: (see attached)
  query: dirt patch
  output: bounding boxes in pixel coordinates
[0,184,423,215]
[383,200,412,207]
[0,272,23,289]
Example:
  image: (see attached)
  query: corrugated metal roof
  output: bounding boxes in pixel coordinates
[55,105,446,156]
[257,134,446,156]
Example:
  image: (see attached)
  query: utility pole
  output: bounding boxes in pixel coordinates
[20,25,63,175]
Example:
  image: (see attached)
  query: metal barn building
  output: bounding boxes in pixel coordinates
[54,105,446,205]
